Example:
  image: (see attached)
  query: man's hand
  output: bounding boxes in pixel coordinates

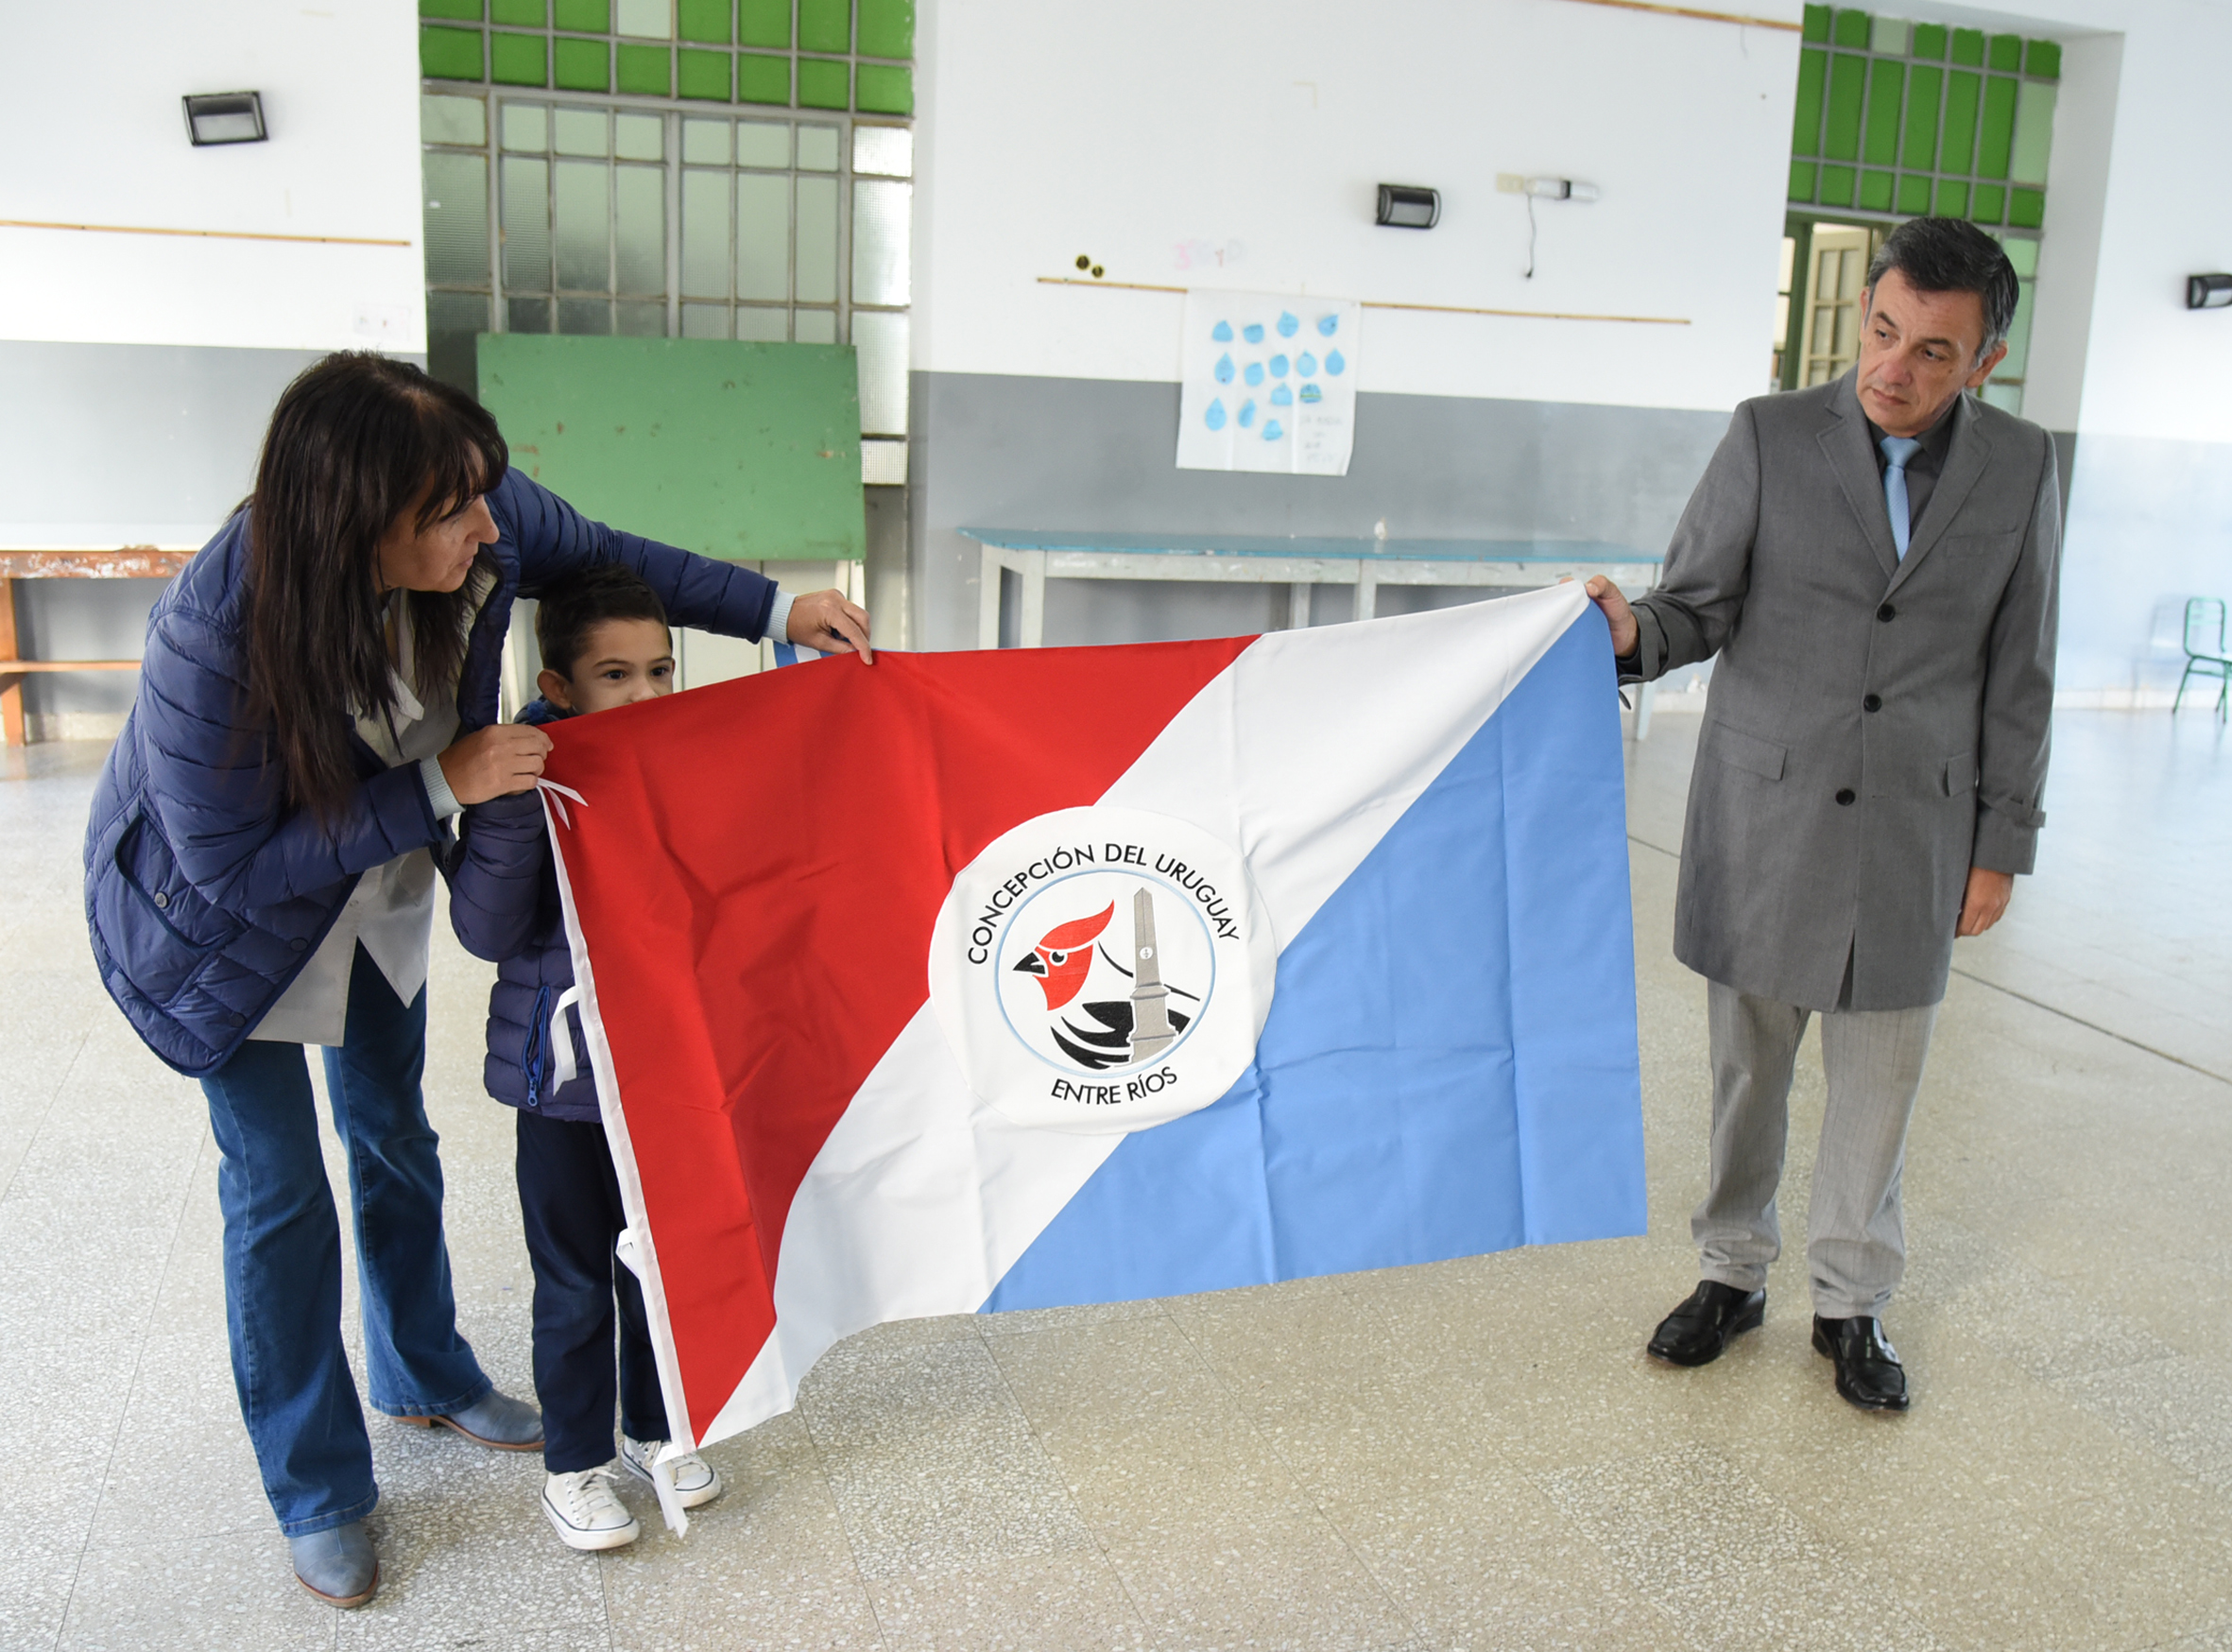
[1956,867,2015,937]
[788,588,873,663]
[1584,575,1640,658]
[438,724,553,805]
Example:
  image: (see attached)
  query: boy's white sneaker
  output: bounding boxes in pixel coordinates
[620,1436,723,1509]
[541,1467,641,1551]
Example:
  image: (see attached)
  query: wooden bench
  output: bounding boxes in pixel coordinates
[1,549,195,746]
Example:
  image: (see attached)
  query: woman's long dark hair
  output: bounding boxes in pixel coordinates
[244,353,507,821]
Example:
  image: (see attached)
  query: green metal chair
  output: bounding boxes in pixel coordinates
[2173,597,2231,718]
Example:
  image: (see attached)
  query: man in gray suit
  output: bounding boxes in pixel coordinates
[1587,217,2060,1410]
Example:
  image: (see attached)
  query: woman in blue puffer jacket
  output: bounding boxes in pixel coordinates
[82,353,869,1608]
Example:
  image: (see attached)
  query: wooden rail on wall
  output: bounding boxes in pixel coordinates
[0,548,195,749]
[1035,277,1692,327]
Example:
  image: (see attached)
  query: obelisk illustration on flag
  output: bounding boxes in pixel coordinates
[540,581,1646,1454]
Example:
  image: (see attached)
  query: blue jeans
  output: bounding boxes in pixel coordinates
[200,945,491,1536]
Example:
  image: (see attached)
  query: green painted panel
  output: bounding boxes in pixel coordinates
[617,42,670,95]
[738,0,790,47]
[1913,23,1945,59]
[1950,27,1983,66]
[421,0,481,18]
[1802,3,1829,43]
[678,0,730,42]
[798,57,849,110]
[1858,169,1895,212]
[1901,64,1940,168]
[1895,173,1932,215]
[479,336,866,561]
[2011,81,2054,184]
[678,46,730,99]
[2026,39,2061,79]
[2008,187,2045,229]
[490,0,543,23]
[737,52,791,104]
[2000,280,2035,375]
[555,0,608,27]
[1970,182,2004,224]
[1789,160,1819,202]
[490,30,547,85]
[1793,49,1827,156]
[1940,70,1979,172]
[1817,164,1856,207]
[1832,8,1869,48]
[421,24,485,78]
[1933,179,1968,216]
[857,0,914,60]
[798,0,850,53]
[1863,59,1903,165]
[1977,77,2016,177]
[855,62,912,114]
[555,36,610,90]
[1987,32,2022,72]
[1823,55,1865,161]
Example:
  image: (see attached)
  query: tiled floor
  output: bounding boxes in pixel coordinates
[3,709,2229,1651]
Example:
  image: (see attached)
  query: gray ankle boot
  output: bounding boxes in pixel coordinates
[400,1386,543,1451]
[289,1520,377,1607]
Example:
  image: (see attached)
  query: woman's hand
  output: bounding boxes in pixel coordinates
[438,724,554,805]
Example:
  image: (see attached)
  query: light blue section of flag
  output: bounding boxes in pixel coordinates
[983,613,1643,1311]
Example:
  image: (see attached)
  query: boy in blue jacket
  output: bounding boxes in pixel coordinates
[448,563,720,1550]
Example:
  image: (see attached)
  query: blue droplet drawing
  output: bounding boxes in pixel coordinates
[1277,312,1299,337]
[1243,322,1264,344]
[1269,353,1289,378]
[1244,361,1264,387]
[1325,349,1346,375]
[1296,352,1318,376]
[1205,398,1227,431]
[1210,319,1233,342]
[1270,384,1293,406]
[1299,383,1323,404]
[1238,399,1257,428]
[1316,314,1339,336]
[1263,420,1284,440]
[1214,353,1234,384]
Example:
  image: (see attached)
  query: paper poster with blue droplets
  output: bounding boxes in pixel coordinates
[1176,289,1360,476]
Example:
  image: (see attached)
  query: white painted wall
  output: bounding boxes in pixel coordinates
[916,0,1803,414]
[0,0,423,353]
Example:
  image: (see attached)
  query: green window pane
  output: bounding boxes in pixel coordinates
[617,42,670,95]
[1933,179,1968,216]
[798,57,850,110]
[738,0,789,47]
[1950,27,1983,66]
[1987,33,2022,72]
[1817,164,1856,208]
[678,46,730,99]
[1823,55,1865,161]
[421,0,481,18]
[1870,17,1907,54]
[1940,70,1980,173]
[736,51,791,103]
[1793,49,1827,157]
[490,29,548,84]
[1901,65,1940,169]
[798,0,850,53]
[1832,8,1868,48]
[2010,81,2054,185]
[1895,173,1932,215]
[2026,40,2061,80]
[2008,187,2045,229]
[1789,160,1819,202]
[1863,59,1903,165]
[855,63,912,113]
[678,0,730,43]
[1971,182,2004,224]
[1977,77,2016,178]
[555,0,609,27]
[555,36,610,89]
[1913,23,1946,59]
[1802,3,1829,43]
[1999,280,2035,377]
[490,0,543,23]
[858,0,914,60]
[421,24,485,78]
[1858,170,1895,212]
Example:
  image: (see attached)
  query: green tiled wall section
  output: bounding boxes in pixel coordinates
[1791,5,2056,230]
[421,0,911,114]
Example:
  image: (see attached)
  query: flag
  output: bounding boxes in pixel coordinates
[540,581,1644,1454]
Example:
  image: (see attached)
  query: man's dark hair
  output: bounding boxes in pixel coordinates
[534,563,671,681]
[1864,215,2020,358]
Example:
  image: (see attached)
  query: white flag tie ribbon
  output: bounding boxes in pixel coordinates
[549,985,584,1092]
[537,779,589,828]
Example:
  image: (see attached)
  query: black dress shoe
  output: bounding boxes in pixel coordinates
[1646,1281,1766,1367]
[1812,1315,1910,1411]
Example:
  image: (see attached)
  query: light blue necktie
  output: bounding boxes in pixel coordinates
[1880,435,1922,559]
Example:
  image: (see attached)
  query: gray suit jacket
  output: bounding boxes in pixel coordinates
[1631,372,2060,1011]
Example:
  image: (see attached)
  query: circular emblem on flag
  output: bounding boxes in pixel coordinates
[929,806,1277,1134]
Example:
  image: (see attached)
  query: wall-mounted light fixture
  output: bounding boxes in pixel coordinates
[1375,184,1440,230]
[2189,274,2232,309]
[183,93,266,146]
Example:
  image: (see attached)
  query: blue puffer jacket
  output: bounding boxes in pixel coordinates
[445,698,599,1119]
[85,470,776,1076]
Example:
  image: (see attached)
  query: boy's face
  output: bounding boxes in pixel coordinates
[539,617,676,714]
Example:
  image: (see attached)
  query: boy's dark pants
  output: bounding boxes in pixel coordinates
[515,1110,670,1472]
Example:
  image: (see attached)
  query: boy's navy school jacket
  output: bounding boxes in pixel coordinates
[447,699,601,1121]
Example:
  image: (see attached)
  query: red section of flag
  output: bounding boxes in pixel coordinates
[540,639,1252,1438]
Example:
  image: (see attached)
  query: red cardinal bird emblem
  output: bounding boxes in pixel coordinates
[1010,902,1115,1010]
[1011,895,1197,1070]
